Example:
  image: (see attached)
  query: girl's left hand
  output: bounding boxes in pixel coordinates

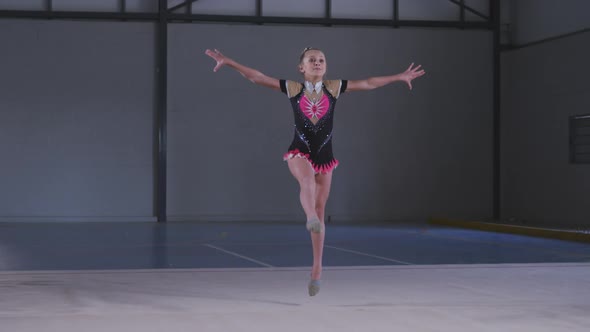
[400,63,426,90]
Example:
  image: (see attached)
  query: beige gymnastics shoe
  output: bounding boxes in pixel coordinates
[306,218,323,233]
[308,279,321,296]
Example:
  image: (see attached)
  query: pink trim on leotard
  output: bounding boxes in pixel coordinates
[283,149,339,174]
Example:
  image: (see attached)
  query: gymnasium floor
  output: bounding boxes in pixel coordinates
[1,221,589,331]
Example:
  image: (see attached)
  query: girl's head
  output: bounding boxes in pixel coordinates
[298,47,326,79]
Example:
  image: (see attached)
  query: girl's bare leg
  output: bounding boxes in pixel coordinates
[287,158,320,222]
[288,158,333,295]
[311,171,333,281]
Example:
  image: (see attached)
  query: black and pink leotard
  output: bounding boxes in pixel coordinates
[280,79,348,174]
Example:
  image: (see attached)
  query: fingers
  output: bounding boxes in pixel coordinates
[205,49,224,72]
[407,63,425,74]
[409,62,425,78]
[404,62,425,90]
[205,49,217,59]
[205,49,223,58]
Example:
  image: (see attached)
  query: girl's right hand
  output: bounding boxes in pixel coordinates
[205,49,229,72]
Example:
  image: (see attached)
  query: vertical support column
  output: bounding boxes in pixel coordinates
[459,0,465,26]
[491,0,501,220]
[569,116,575,163]
[256,0,262,18]
[393,0,399,28]
[186,0,192,23]
[325,0,331,26]
[156,0,168,222]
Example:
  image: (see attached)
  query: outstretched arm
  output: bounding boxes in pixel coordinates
[347,63,425,91]
[205,49,280,91]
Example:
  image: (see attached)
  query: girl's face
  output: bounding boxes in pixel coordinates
[299,50,327,78]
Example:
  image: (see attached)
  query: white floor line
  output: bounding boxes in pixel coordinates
[202,244,274,268]
[325,245,413,265]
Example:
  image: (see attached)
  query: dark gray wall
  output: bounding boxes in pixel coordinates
[168,24,493,222]
[510,0,590,45]
[501,31,590,227]
[0,19,493,223]
[0,20,156,222]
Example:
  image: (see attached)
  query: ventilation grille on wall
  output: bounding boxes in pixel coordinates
[570,114,590,164]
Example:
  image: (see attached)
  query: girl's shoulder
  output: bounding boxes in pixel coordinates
[282,80,304,98]
[324,80,346,98]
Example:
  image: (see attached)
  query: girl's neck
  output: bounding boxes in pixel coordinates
[304,75,323,84]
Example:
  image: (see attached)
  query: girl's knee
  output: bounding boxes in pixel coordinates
[298,175,316,190]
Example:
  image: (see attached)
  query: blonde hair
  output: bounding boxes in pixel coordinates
[299,47,323,64]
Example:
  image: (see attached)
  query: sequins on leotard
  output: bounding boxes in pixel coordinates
[280,79,348,174]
